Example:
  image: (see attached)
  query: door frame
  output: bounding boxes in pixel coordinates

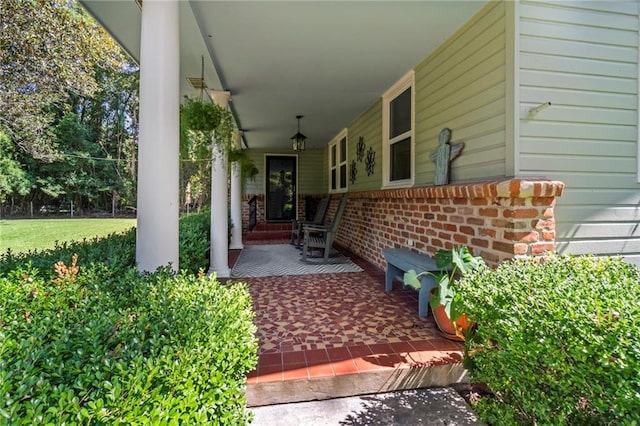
[264,154,298,222]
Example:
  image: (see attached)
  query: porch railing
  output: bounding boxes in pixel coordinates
[248,196,257,231]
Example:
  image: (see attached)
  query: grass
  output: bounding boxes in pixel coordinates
[0,218,137,254]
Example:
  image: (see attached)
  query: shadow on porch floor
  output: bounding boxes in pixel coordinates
[228,241,466,407]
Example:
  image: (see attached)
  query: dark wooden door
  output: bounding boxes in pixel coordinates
[265,155,296,221]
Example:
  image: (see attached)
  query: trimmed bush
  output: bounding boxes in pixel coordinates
[0,260,257,424]
[0,228,136,275]
[178,210,211,274]
[457,254,640,425]
[1,213,256,424]
[1,210,212,275]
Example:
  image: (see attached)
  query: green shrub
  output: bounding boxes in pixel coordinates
[0,228,136,275]
[457,254,640,425]
[0,214,254,423]
[178,210,211,274]
[1,211,212,276]
[0,260,258,424]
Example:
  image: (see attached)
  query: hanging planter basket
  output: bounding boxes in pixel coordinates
[180,96,222,132]
[180,96,235,158]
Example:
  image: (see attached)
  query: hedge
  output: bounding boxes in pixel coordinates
[458,254,640,424]
[0,212,257,424]
[1,261,257,424]
[1,210,211,275]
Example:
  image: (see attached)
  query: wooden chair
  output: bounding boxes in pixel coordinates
[301,193,349,263]
[291,197,330,248]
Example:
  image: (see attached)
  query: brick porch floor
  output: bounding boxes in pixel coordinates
[229,241,465,406]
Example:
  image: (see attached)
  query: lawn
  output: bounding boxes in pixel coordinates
[0,218,137,254]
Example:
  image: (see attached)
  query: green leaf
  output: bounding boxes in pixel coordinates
[403,269,422,290]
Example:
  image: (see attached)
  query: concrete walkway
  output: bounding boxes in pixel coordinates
[250,387,483,425]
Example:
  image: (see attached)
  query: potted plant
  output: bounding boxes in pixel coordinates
[403,245,485,341]
[180,95,235,155]
[228,148,259,189]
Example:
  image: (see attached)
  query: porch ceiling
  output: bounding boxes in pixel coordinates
[81,1,487,150]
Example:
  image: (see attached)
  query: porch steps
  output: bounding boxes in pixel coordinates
[246,361,468,407]
[245,222,292,242]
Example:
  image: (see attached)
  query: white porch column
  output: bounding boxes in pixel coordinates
[209,91,231,278]
[229,131,244,250]
[136,0,180,273]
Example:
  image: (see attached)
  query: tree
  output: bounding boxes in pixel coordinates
[0,131,31,212]
[1,0,139,216]
[0,0,127,160]
[79,65,139,211]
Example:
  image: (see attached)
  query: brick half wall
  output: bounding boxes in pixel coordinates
[242,193,326,232]
[336,178,565,269]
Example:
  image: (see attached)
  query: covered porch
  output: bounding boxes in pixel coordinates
[78,2,569,410]
[79,0,501,275]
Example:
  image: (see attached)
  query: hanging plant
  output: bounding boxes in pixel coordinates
[229,148,259,190]
[180,96,221,132]
[180,96,235,156]
[212,104,235,156]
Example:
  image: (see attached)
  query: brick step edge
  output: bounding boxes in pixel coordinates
[245,231,291,241]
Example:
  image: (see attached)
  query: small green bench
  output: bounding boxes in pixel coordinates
[381,248,443,318]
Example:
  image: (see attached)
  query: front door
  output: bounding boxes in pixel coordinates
[265,155,297,222]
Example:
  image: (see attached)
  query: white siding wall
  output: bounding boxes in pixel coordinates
[346,100,383,192]
[244,148,325,195]
[517,1,640,264]
[414,1,508,185]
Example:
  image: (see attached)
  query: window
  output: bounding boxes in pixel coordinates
[382,70,415,187]
[329,130,348,192]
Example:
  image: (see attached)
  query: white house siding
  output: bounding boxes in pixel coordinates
[298,148,326,194]
[346,100,383,192]
[517,1,640,264]
[244,148,326,195]
[414,1,508,186]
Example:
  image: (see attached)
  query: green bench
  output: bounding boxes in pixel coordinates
[382,248,443,318]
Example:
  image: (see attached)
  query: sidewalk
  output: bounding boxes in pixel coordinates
[250,387,483,425]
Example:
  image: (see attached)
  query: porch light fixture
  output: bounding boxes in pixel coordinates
[291,115,307,152]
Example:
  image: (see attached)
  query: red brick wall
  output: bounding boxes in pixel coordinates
[296,194,325,222]
[242,194,264,232]
[242,193,325,232]
[335,178,565,269]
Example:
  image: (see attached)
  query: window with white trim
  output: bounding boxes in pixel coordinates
[329,130,348,192]
[382,70,415,188]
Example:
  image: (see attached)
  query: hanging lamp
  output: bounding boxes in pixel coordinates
[291,115,307,152]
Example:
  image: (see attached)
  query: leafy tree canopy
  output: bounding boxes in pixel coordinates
[0,131,31,203]
[0,0,128,160]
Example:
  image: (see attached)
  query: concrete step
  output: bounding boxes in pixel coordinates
[252,222,293,231]
[245,230,291,241]
[246,362,468,407]
[246,222,292,241]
